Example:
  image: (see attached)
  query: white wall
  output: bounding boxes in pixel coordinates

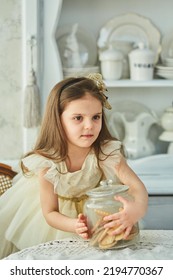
[0,0,23,160]
[59,0,173,37]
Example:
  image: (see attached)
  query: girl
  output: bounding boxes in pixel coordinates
[0,73,148,258]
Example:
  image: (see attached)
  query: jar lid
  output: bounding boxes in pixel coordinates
[86,185,129,198]
[99,45,123,61]
[129,42,155,60]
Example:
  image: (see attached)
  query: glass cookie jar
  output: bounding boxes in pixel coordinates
[84,180,139,249]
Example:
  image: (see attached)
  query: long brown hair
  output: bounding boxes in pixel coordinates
[23,77,119,164]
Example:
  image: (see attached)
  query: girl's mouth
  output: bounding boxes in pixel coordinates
[81,134,93,138]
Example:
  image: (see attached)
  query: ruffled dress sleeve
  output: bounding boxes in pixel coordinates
[21,154,61,189]
[99,140,123,183]
[22,154,55,174]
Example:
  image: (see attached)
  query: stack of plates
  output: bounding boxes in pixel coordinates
[155,64,173,79]
[164,57,173,67]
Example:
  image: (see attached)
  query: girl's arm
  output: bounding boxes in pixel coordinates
[104,156,148,238]
[38,168,89,239]
[115,156,148,217]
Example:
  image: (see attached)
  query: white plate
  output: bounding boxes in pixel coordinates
[161,29,173,63]
[156,70,173,74]
[157,72,173,77]
[55,25,97,67]
[97,13,161,63]
[156,72,173,79]
[155,65,173,71]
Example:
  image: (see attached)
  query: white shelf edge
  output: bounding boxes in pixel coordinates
[104,79,173,88]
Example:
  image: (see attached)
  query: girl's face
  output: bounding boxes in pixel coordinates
[61,93,102,151]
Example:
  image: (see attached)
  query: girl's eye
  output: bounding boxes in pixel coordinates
[74,116,82,121]
[93,115,101,120]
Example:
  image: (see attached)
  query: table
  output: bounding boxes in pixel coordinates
[5,230,173,260]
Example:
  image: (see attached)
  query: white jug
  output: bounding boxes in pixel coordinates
[109,111,157,159]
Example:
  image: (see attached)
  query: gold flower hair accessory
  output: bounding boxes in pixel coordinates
[87,73,112,110]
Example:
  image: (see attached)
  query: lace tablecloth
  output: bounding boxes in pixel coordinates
[5,230,173,260]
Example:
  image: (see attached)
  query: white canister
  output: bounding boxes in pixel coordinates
[111,40,134,78]
[99,46,123,80]
[128,43,155,81]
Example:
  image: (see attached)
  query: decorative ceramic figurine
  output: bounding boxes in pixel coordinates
[63,23,83,68]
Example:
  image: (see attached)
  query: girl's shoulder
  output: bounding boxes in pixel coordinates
[101,140,122,154]
[99,140,123,166]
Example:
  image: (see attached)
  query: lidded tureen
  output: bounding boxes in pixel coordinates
[99,45,124,80]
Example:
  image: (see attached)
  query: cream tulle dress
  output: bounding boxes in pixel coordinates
[0,140,122,258]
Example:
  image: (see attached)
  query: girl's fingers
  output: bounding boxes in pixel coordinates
[78,213,83,219]
[123,226,133,239]
[76,225,89,239]
[103,202,126,222]
[104,219,120,229]
[79,232,89,239]
[103,212,121,222]
[78,213,86,221]
[76,222,86,228]
[78,226,88,233]
[114,195,128,205]
[108,224,126,236]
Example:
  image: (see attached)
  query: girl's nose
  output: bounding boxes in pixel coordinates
[84,119,93,129]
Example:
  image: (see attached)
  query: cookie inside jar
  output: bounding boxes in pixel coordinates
[84,180,139,249]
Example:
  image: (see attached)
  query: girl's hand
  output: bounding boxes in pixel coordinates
[75,213,89,239]
[103,195,141,239]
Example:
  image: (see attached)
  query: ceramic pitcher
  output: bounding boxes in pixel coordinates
[109,111,157,159]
